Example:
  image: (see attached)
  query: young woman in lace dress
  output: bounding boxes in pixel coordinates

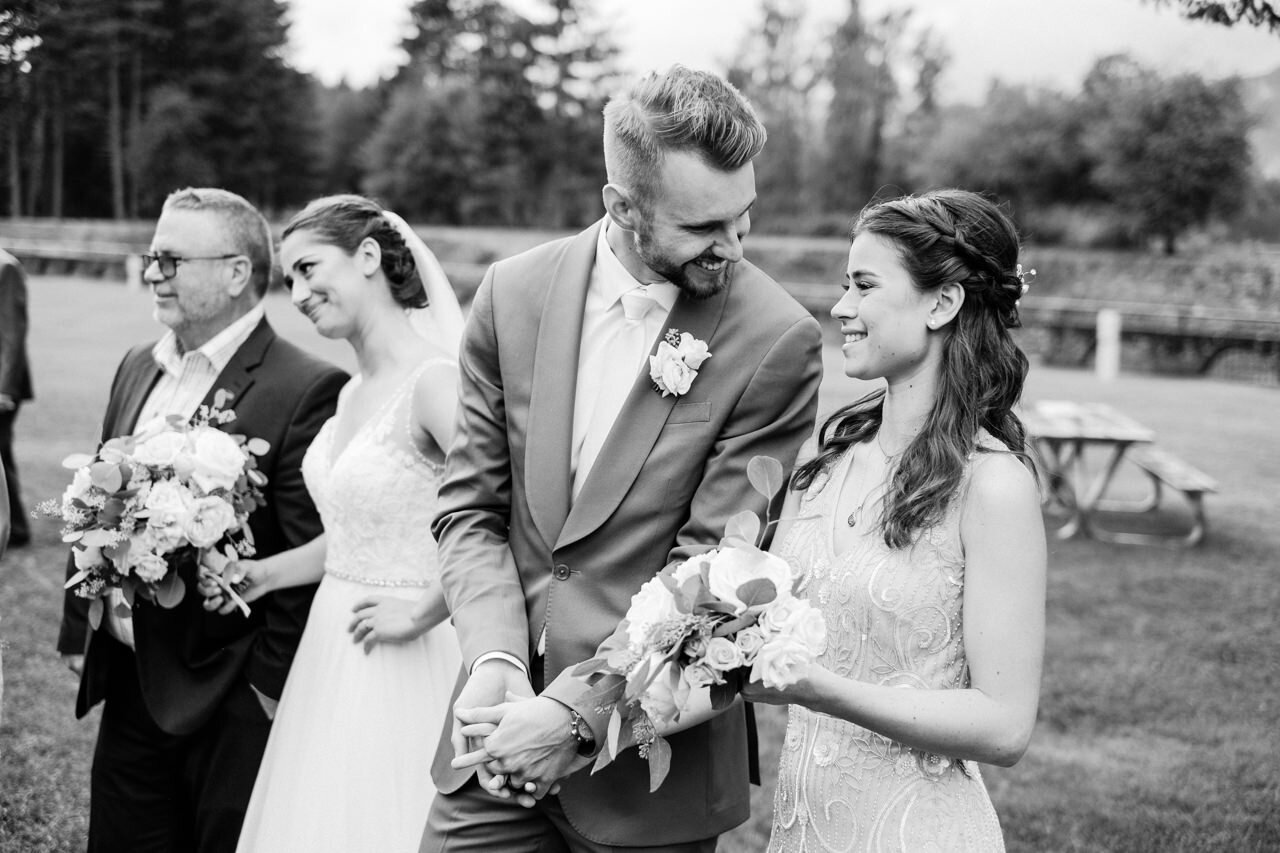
[744,190,1046,852]
[199,195,465,852]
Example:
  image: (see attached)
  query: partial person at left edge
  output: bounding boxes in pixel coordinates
[55,187,347,853]
[0,248,33,548]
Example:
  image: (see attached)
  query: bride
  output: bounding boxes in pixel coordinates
[200,195,464,852]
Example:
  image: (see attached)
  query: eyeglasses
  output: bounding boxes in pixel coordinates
[141,252,245,281]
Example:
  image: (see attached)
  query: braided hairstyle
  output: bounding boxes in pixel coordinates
[282,194,427,309]
[793,189,1034,549]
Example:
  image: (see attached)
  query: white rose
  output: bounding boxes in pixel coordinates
[676,333,712,370]
[183,496,239,548]
[671,552,712,585]
[639,658,684,724]
[144,479,196,550]
[188,429,247,493]
[750,635,813,690]
[781,603,828,656]
[132,552,170,584]
[66,466,95,502]
[706,546,794,615]
[625,576,681,647]
[759,595,807,634]
[73,544,105,571]
[702,636,744,673]
[649,343,695,397]
[132,429,190,469]
[683,661,721,688]
[734,625,768,662]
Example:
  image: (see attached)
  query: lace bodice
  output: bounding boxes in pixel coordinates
[301,362,448,588]
[768,438,1006,852]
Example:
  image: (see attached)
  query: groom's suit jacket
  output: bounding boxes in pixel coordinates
[57,317,346,736]
[432,220,822,846]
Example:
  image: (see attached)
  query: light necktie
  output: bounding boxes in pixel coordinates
[573,287,657,499]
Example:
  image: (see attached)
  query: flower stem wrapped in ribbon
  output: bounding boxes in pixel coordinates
[41,390,268,627]
[573,456,827,791]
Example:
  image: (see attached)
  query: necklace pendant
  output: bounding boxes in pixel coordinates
[847,508,859,527]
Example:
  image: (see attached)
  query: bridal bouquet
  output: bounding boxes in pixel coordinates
[574,457,827,791]
[43,391,268,626]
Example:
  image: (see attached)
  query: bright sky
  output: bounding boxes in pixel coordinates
[284,0,1280,102]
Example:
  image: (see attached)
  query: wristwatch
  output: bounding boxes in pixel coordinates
[568,709,595,754]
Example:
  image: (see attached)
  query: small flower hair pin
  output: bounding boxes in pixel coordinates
[1015,264,1036,299]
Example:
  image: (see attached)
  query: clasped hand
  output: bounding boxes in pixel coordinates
[450,667,590,807]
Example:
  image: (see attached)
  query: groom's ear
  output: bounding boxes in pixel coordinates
[602,184,640,232]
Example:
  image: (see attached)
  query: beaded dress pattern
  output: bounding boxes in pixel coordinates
[768,436,1007,853]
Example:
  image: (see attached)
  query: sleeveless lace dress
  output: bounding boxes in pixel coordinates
[768,440,1006,853]
[237,362,461,853]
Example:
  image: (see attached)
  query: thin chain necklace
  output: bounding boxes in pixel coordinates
[846,431,897,528]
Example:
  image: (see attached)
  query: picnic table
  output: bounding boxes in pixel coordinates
[1022,400,1217,547]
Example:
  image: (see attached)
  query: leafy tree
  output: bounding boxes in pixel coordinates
[1143,0,1280,33]
[1081,57,1253,253]
[373,0,616,226]
[727,0,821,222]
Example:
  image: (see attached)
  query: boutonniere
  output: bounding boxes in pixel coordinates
[649,329,712,397]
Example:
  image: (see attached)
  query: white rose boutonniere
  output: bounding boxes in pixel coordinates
[649,329,711,397]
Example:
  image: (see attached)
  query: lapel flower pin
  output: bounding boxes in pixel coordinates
[649,328,712,397]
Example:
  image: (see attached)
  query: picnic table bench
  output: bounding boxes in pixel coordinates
[1024,400,1217,547]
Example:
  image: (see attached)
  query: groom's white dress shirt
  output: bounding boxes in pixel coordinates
[103,303,266,649]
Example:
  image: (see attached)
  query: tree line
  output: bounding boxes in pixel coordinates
[0,0,1275,253]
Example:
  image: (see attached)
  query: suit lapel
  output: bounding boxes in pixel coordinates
[558,282,731,549]
[116,359,163,436]
[201,318,273,416]
[524,225,599,550]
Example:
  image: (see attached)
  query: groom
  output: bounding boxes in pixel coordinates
[56,187,346,853]
[423,66,822,851]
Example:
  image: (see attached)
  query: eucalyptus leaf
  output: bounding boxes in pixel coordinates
[89,461,123,493]
[62,453,95,469]
[647,735,672,792]
[710,681,738,711]
[155,572,186,609]
[63,569,91,590]
[88,598,103,631]
[747,455,785,500]
[735,577,778,609]
[245,437,270,456]
[606,709,622,760]
[723,511,761,548]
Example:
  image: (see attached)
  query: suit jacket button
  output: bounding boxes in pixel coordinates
[553,564,571,580]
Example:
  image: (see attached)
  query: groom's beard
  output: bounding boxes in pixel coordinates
[633,223,735,301]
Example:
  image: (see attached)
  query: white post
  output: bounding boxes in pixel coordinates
[1095,308,1121,382]
[124,253,143,292]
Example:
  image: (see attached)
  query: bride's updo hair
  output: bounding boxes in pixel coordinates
[282,195,428,309]
[793,189,1034,549]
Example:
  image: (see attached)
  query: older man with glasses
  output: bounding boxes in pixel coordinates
[57,187,347,853]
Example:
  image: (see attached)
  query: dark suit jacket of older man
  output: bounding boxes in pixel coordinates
[57,317,345,852]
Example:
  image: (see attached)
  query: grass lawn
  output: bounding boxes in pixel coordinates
[3,276,1278,852]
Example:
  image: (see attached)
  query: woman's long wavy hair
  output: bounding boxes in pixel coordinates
[793,189,1034,549]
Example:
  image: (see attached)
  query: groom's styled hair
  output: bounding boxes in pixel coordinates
[163,187,274,298]
[603,65,766,214]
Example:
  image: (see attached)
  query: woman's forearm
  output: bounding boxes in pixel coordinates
[796,667,1037,767]
[258,534,328,593]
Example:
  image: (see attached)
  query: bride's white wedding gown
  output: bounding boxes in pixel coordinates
[237,364,460,853]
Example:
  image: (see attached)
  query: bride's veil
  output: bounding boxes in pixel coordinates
[383,210,465,360]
